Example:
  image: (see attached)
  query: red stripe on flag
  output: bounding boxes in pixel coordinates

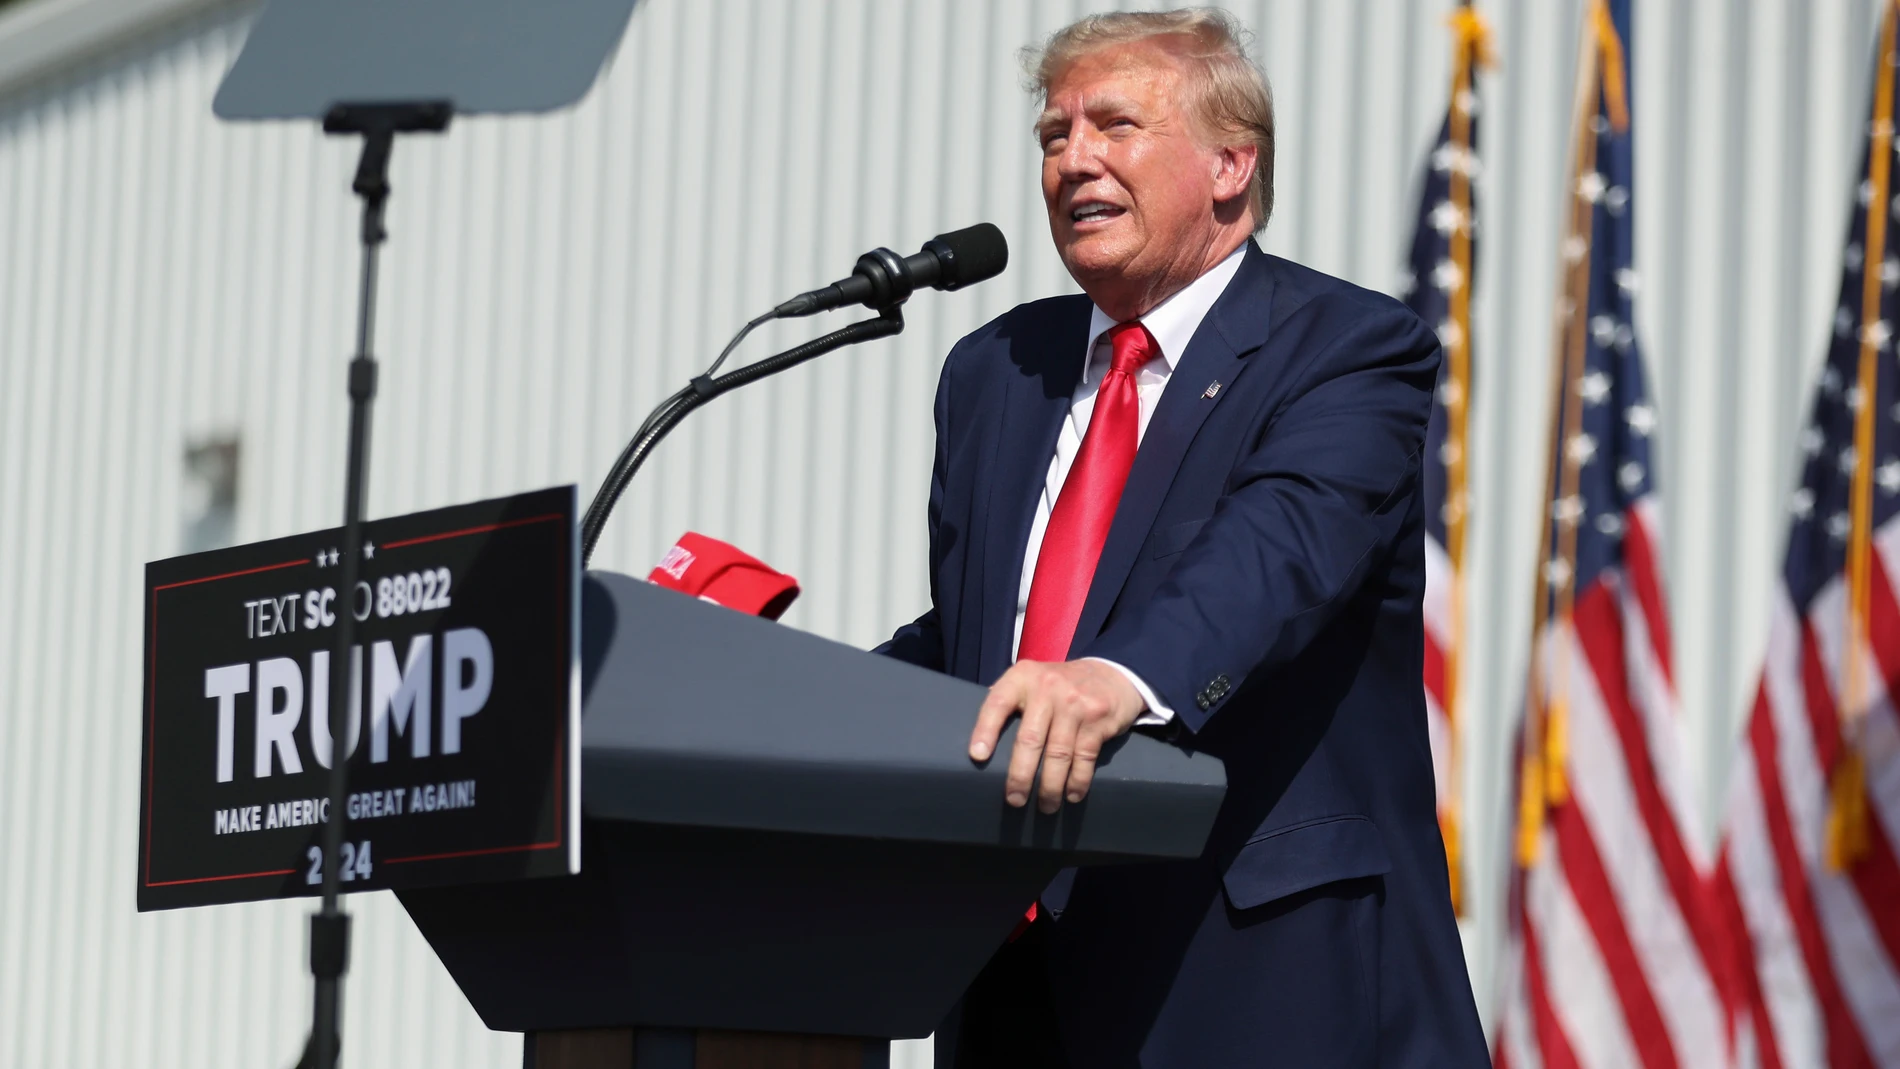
[1550,794,1681,1069]
[1623,511,1675,687]
[1800,620,1845,774]
[1572,581,1735,1022]
[1712,851,1786,1069]
[1844,552,1900,969]
[1524,894,1585,1069]
[1754,644,1873,1069]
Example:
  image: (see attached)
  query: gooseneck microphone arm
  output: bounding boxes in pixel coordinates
[580,223,1006,568]
[580,305,905,566]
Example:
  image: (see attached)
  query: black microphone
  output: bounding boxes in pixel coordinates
[775,223,1008,317]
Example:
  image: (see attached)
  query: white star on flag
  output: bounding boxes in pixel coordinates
[1578,371,1611,405]
[1879,458,1900,494]
[1790,486,1815,518]
[1551,494,1586,527]
[1566,433,1599,466]
[1429,200,1466,236]
[1617,461,1646,493]
[1827,510,1853,541]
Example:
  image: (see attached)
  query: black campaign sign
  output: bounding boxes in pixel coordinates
[138,486,579,911]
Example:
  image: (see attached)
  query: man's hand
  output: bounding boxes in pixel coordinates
[969,659,1146,814]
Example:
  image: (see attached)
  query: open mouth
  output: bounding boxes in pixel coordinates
[1070,201,1126,226]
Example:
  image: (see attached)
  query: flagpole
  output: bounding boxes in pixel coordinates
[1829,0,1898,874]
[1516,0,1617,867]
[1439,0,1486,914]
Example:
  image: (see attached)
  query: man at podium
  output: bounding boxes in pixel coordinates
[877,9,1488,1067]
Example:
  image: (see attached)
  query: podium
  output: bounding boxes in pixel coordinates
[398,571,1227,1068]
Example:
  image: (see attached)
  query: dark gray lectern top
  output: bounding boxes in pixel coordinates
[401,572,1228,1039]
[581,572,1226,858]
[212,0,638,120]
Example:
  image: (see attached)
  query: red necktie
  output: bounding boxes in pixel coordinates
[1018,321,1155,663]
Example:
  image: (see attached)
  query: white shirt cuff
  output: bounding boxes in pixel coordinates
[1082,657,1176,725]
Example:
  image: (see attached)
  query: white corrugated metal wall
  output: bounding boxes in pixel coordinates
[0,0,1882,1065]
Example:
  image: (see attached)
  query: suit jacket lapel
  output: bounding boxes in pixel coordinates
[1067,243,1279,655]
[975,299,1091,682]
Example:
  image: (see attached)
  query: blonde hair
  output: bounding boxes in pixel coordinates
[1023,9,1276,231]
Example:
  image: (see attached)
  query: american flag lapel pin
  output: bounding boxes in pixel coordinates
[1202,381,1223,399]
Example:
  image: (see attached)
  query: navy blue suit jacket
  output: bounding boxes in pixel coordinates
[880,243,1488,1067]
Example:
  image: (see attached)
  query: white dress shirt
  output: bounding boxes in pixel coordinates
[1011,244,1249,724]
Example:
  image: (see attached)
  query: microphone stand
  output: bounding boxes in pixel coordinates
[581,304,905,566]
[298,100,450,1069]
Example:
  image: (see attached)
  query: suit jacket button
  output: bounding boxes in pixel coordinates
[1195,692,1211,711]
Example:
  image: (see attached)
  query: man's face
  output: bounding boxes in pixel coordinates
[1038,42,1236,307]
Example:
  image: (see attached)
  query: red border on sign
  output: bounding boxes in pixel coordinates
[143,513,569,890]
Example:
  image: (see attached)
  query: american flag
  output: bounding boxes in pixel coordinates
[1495,3,1732,1068]
[1402,6,1488,914]
[1712,6,1900,1066]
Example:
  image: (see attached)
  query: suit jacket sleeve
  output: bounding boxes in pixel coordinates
[1081,301,1438,734]
[872,344,955,671]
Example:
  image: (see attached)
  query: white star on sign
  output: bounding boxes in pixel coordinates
[1578,371,1612,405]
[314,552,327,568]
[363,541,376,560]
[1626,403,1657,437]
